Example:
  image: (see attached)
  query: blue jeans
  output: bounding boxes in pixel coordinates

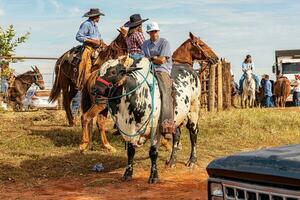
[129,53,143,61]
[293,91,300,107]
[71,91,81,116]
[239,73,260,91]
[265,96,273,108]
[1,78,9,95]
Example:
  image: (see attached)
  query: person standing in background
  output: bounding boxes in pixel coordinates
[264,75,273,108]
[293,75,300,107]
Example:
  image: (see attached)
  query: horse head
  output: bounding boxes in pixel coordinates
[172,32,219,65]
[94,57,141,97]
[93,28,128,68]
[245,69,253,84]
[31,66,45,90]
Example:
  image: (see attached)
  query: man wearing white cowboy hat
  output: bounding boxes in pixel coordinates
[142,21,175,140]
[75,8,106,89]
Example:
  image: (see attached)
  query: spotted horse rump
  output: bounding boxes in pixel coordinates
[81,56,201,183]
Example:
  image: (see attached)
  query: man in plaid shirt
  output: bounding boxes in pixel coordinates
[124,14,148,60]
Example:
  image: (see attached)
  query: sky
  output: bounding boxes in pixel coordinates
[1,0,300,88]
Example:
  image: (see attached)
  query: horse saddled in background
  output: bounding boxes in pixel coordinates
[10,66,45,111]
[49,28,128,127]
[80,55,201,183]
[274,77,291,107]
[241,69,256,108]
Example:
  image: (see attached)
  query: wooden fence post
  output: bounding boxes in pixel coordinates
[208,64,216,112]
[217,62,223,111]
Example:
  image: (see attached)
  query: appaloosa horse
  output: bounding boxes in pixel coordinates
[49,28,128,127]
[10,66,45,111]
[79,32,219,153]
[79,33,218,183]
[241,69,256,108]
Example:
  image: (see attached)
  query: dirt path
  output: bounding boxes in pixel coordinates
[0,167,208,200]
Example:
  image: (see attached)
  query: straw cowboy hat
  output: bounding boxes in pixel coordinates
[83,8,105,18]
[124,14,148,28]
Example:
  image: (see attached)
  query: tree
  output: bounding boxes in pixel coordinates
[0,25,30,64]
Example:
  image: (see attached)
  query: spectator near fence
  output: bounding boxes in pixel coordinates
[0,61,14,100]
[293,75,300,107]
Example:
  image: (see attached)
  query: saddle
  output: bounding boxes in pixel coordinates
[63,45,103,86]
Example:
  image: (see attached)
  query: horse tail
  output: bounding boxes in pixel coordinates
[49,48,73,102]
[49,56,65,102]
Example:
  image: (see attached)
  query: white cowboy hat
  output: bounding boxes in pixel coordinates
[146,22,160,33]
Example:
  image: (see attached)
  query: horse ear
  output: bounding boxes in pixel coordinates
[31,66,35,71]
[35,66,39,72]
[118,27,128,37]
[119,56,133,69]
[189,32,196,41]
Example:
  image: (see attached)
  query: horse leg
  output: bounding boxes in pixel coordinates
[96,110,116,152]
[80,103,106,152]
[122,142,135,181]
[62,85,74,126]
[148,145,159,184]
[166,128,181,167]
[186,121,198,168]
[69,86,79,125]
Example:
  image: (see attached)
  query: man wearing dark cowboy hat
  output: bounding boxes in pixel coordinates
[124,14,148,61]
[75,8,106,88]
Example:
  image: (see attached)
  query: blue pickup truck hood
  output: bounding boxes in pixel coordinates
[207,144,300,188]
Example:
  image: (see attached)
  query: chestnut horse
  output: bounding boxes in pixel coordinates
[78,32,219,155]
[274,77,291,107]
[49,28,128,127]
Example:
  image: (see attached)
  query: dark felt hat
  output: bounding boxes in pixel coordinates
[124,14,148,28]
[83,8,105,18]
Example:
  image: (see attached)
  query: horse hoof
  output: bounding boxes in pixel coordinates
[103,144,116,152]
[165,160,176,168]
[186,161,196,168]
[121,175,132,182]
[79,143,89,152]
[148,177,159,184]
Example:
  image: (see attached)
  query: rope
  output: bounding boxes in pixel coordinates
[106,64,156,143]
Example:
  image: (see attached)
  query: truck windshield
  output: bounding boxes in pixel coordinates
[282,62,300,74]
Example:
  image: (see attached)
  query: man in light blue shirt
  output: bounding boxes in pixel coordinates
[142,22,175,140]
[75,8,105,89]
[71,8,105,117]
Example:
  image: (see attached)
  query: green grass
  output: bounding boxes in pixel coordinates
[1,108,300,185]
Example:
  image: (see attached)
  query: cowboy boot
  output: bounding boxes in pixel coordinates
[156,72,176,140]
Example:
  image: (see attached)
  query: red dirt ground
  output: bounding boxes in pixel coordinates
[0,167,208,200]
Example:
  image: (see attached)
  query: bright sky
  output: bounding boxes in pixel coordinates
[1,0,300,88]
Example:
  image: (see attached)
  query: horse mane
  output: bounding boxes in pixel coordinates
[16,70,34,79]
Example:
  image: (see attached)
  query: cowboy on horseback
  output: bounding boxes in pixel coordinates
[76,8,106,89]
[142,22,176,140]
[124,14,148,61]
[239,55,260,93]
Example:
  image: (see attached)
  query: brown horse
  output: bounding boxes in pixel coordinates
[79,32,219,153]
[10,66,45,111]
[274,77,291,107]
[49,29,128,127]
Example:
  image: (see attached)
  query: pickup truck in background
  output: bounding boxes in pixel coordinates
[207,144,300,200]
